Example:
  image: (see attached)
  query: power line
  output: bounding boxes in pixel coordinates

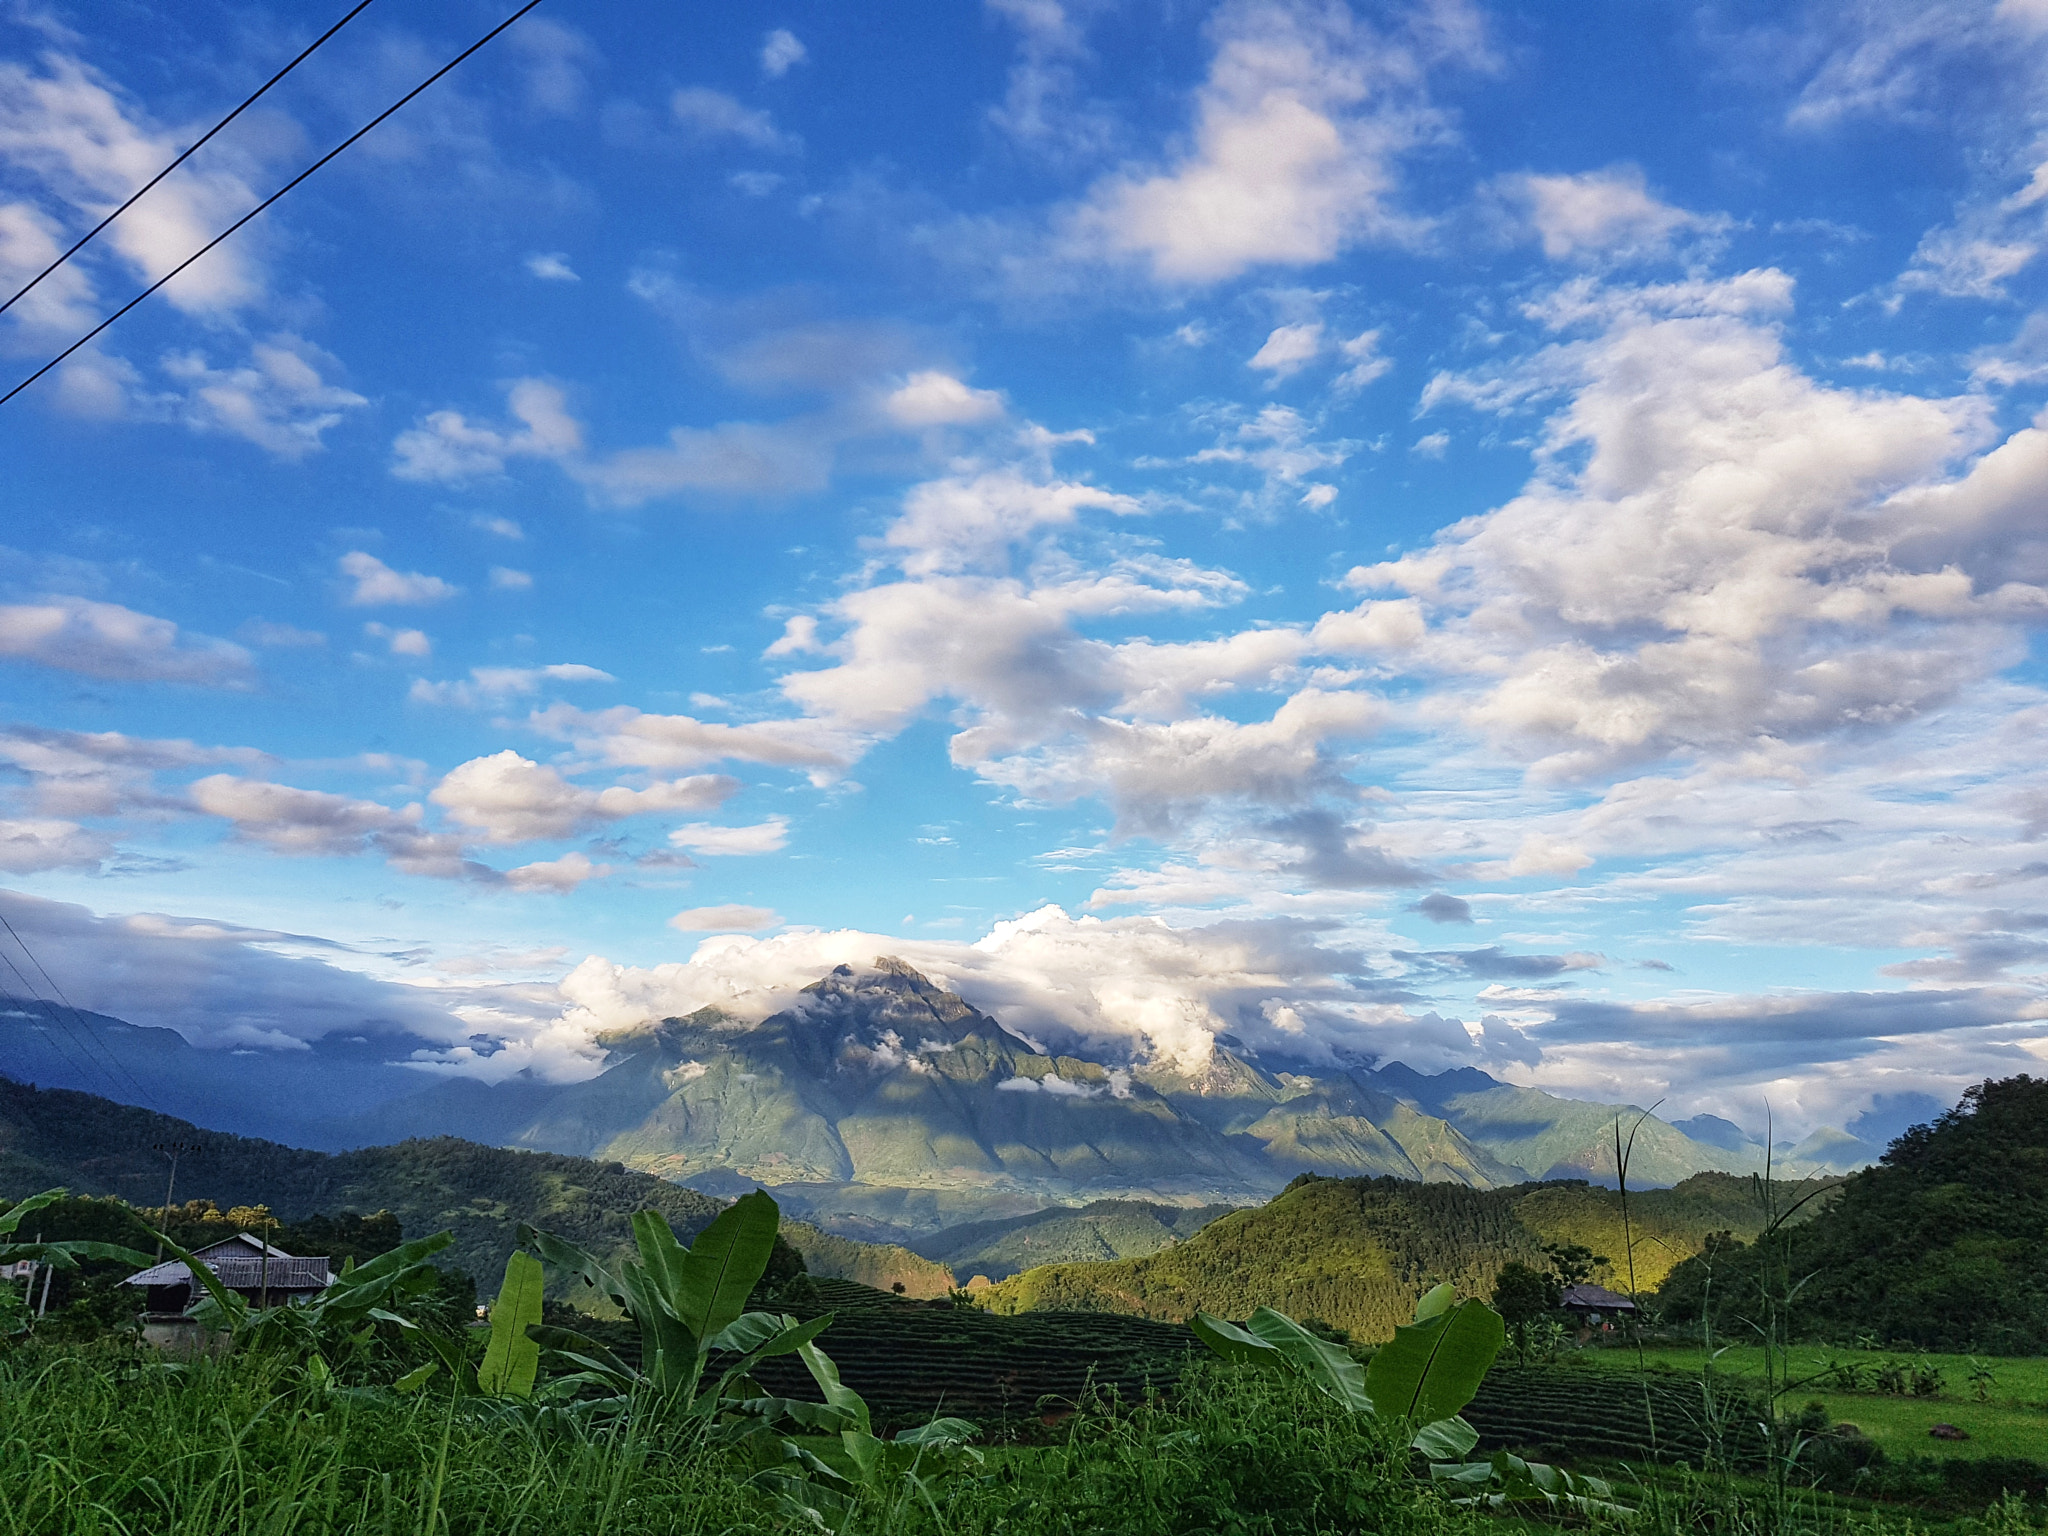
[0,0,383,322]
[0,947,113,1099]
[0,0,549,410]
[0,908,163,1113]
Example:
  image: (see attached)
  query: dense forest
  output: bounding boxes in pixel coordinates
[1657,1074,2048,1352]
[981,1170,1808,1339]
[0,1075,945,1297]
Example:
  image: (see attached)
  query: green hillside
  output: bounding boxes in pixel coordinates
[983,1171,1812,1340]
[1658,1074,2048,1353]
[916,1198,1241,1282]
[0,1075,929,1293]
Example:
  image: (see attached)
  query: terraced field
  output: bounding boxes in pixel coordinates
[1461,1366,1760,1465]
[749,1279,1200,1432]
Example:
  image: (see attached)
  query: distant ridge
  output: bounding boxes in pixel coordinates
[0,1073,950,1296]
[3,963,1881,1231]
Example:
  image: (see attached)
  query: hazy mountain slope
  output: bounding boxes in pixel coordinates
[1369,1066,1759,1183]
[0,996,444,1147]
[982,1171,1816,1341]
[913,1199,1242,1282]
[0,1075,925,1294]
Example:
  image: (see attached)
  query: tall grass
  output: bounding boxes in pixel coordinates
[0,1345,767,1536]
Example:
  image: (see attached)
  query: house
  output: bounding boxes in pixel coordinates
[1559,1282,1638,1328]
[123,1232,332,1345]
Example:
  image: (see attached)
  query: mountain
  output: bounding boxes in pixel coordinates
[5,963,1876,1225]
[910,1198,1244,1283]
[980,1170,1827,1342]
[0,1074,949,1296]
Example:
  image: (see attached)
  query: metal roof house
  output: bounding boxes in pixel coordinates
[123,1232,333,1321]
[1558,1282,1638,1325]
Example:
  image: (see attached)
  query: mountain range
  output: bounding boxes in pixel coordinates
[1,960,1882,1233]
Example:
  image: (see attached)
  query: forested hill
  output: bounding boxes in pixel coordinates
[1659,1074,2048,1353]
[0,1075,950,1296]
[982,1170,1818,1341]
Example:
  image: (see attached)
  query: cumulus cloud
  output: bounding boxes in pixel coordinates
[0,598,255,687]
[0,53,266,315]
[1049,0,1485,285]
[504,849,612,893]
[1248,321,1325,379]
[188,773,480,879]
[1505,165,1707,261]
[161,336,367,458]
[1370,269,2019,777]
[339,552,460,607]
[881,370,1006,427]
[428,751,738,844]
[391,379,584,483]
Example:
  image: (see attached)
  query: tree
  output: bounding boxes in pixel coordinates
[1491,1261,1559,1328]
[1541,1243,1608,1290]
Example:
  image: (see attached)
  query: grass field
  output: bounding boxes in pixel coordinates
[1573,1345,2048,1463]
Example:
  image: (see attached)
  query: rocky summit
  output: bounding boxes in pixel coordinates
[2,960,1877,1236]
[316,959,1858,1232]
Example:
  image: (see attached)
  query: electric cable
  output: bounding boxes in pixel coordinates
[0,942,113,1096]
[0,0,548,409]
[0,0,383,321]
[0,908,164,1112]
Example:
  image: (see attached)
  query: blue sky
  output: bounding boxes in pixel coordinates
[4,0,2048,1134]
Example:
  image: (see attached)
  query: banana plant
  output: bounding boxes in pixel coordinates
[1,1188,153,1273]
[747,1339,981,1536]
[1190,1306,1371,1413]
[1363,1281,1505,1430]
[518,1191,833,1419]
[1429,1449,1634,1521]
[392,1248,545,1397]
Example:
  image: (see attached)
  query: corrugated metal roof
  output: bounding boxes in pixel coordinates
[125,1253,332,1290]
[1559,1282,1637,1310]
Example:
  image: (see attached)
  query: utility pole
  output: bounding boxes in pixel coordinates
[150,1140,203,1260]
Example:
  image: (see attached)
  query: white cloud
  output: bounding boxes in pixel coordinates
[671,87,800,152]
[985,0,1116,159]
[1248,321,1324,380]
[525,251,579,282]
[489,567,534,591]
[1333,328,1391,392]
[188,774,476,879]
[1509,165,1705,261]
[0,817,112,873]
[669,903,782,932]
[160,336,367,458]
[339,552,460,607]
[391,379,584,483]
[667,817,791,855]
[408,663,612,709]
[1411,430,1448,457]
[0,597,254,687]
[530,702,859,781]
[1050,0,1483,284]
[881,370,1006,427]
[1371,270,2014,777]
[430,750,738,844]
[0,53,266,314]
[505,849,612,893]
[362,623,432,658]
[760,28,807,77]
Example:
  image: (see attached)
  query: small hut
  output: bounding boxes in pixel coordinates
[1558,1282,1638,1329]
[123,1233,332,1347]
